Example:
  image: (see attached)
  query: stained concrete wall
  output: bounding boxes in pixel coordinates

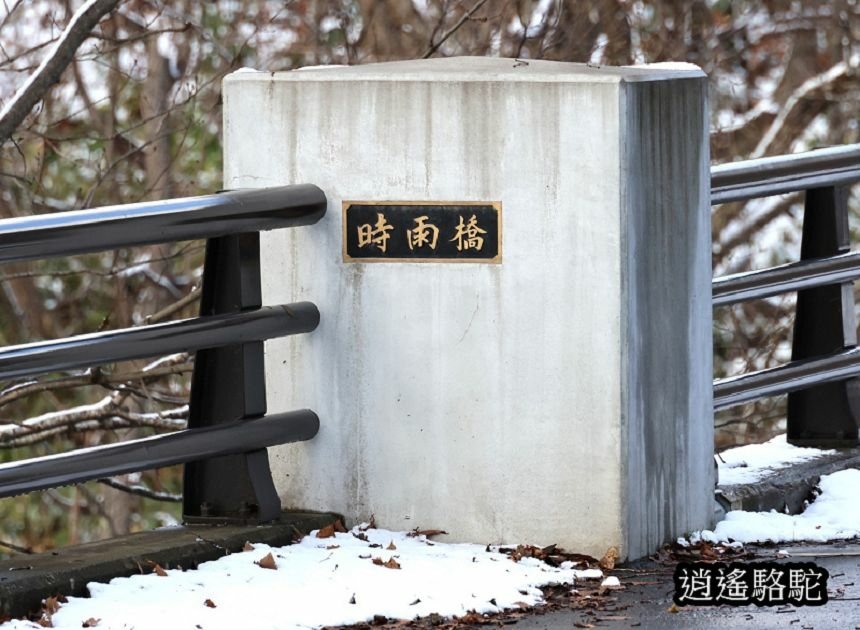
[222,57,713,560]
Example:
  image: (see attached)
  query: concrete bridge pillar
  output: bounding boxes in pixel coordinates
[223,57,713,560]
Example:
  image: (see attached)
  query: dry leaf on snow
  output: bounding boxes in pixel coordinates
[255,552,277,570]
[204,599,217,608]
[407,528,448,538]
[316,520,347,539]
[43,596,62,615]
[82,618,100,627]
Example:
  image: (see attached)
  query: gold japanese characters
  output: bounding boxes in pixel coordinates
[343,202,501,263]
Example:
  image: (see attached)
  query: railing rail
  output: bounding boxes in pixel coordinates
[0,410,320,499]
[0,184,327,521]
[711,143,860,204]
[0,185,325,262]
[0,303,319,381]
[711,144,860,447]
[712,251,860,307]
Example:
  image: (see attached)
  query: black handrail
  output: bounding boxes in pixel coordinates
[712,251,860,307]
[0,410,319,499]
[0,303,318,381]
[710,146,860,446]
[714,347,860,410]
[0,185,326,519]
[0,184,325,262]
[711,143,860,204]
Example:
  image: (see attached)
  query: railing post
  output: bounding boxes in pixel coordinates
[182,232,282,523]
[787,185,860,447]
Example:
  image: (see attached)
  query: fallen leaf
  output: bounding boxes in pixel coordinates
[386,540,397,550]
[255,552,277,570]
[372,557,384,565]
[204,599,216,608]
[408,528,448,538]
[409,598,421,606]
[598,547,619,571]
[353,532,369,542]
[243,542,254,552]
[317,519,347,538]
[368,543,382,549]
[372,615,387,625]
[507,544,560,563]
[43,597,62,615]
[573,623,595,629]
[459,612,483,624]
[698,542,718,561]
[326,544,340,550]
[146,560,168,577]
[667,603,679,613]
[358,554,371,559]
[384,557,401,570]
[82,618,100,628]
[513,601,530,609]
[349,594,356,605]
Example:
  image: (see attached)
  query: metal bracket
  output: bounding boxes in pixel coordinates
[787,186,860,447]
[182,233,282,523]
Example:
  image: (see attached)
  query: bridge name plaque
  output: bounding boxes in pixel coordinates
[343,201,501,263]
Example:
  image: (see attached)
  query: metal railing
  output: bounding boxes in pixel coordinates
[711,144,860,448]
[0,185,327,523]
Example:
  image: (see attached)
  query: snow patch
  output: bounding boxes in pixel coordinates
[2,527,605,629]
[718,433,836,486]
[699,468,860,544]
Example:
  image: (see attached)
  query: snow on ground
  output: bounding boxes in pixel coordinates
[2,526,604,630]
[696,468,860,545]
[717,433,835,486]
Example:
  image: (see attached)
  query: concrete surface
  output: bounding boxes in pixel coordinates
[223,57,713,560]
[0,511,338,619]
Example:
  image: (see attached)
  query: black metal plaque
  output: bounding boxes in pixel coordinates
[343,201,501,263]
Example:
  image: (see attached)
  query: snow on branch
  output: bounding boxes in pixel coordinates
[752,61,852,158]
[0,393,188,447]
[0,0,122,144]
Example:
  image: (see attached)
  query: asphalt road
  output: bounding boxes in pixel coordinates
[511,542,860,630]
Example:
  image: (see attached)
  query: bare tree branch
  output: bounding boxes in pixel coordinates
[0,538,32,554]
[144,287,201,325]
[0,355,192,408]
[96,477,181,502]
[422,0,489,59]
[0,0,122,144]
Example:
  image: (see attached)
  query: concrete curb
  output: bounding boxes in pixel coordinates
[719,448,860,514]
[0,510,340,619]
